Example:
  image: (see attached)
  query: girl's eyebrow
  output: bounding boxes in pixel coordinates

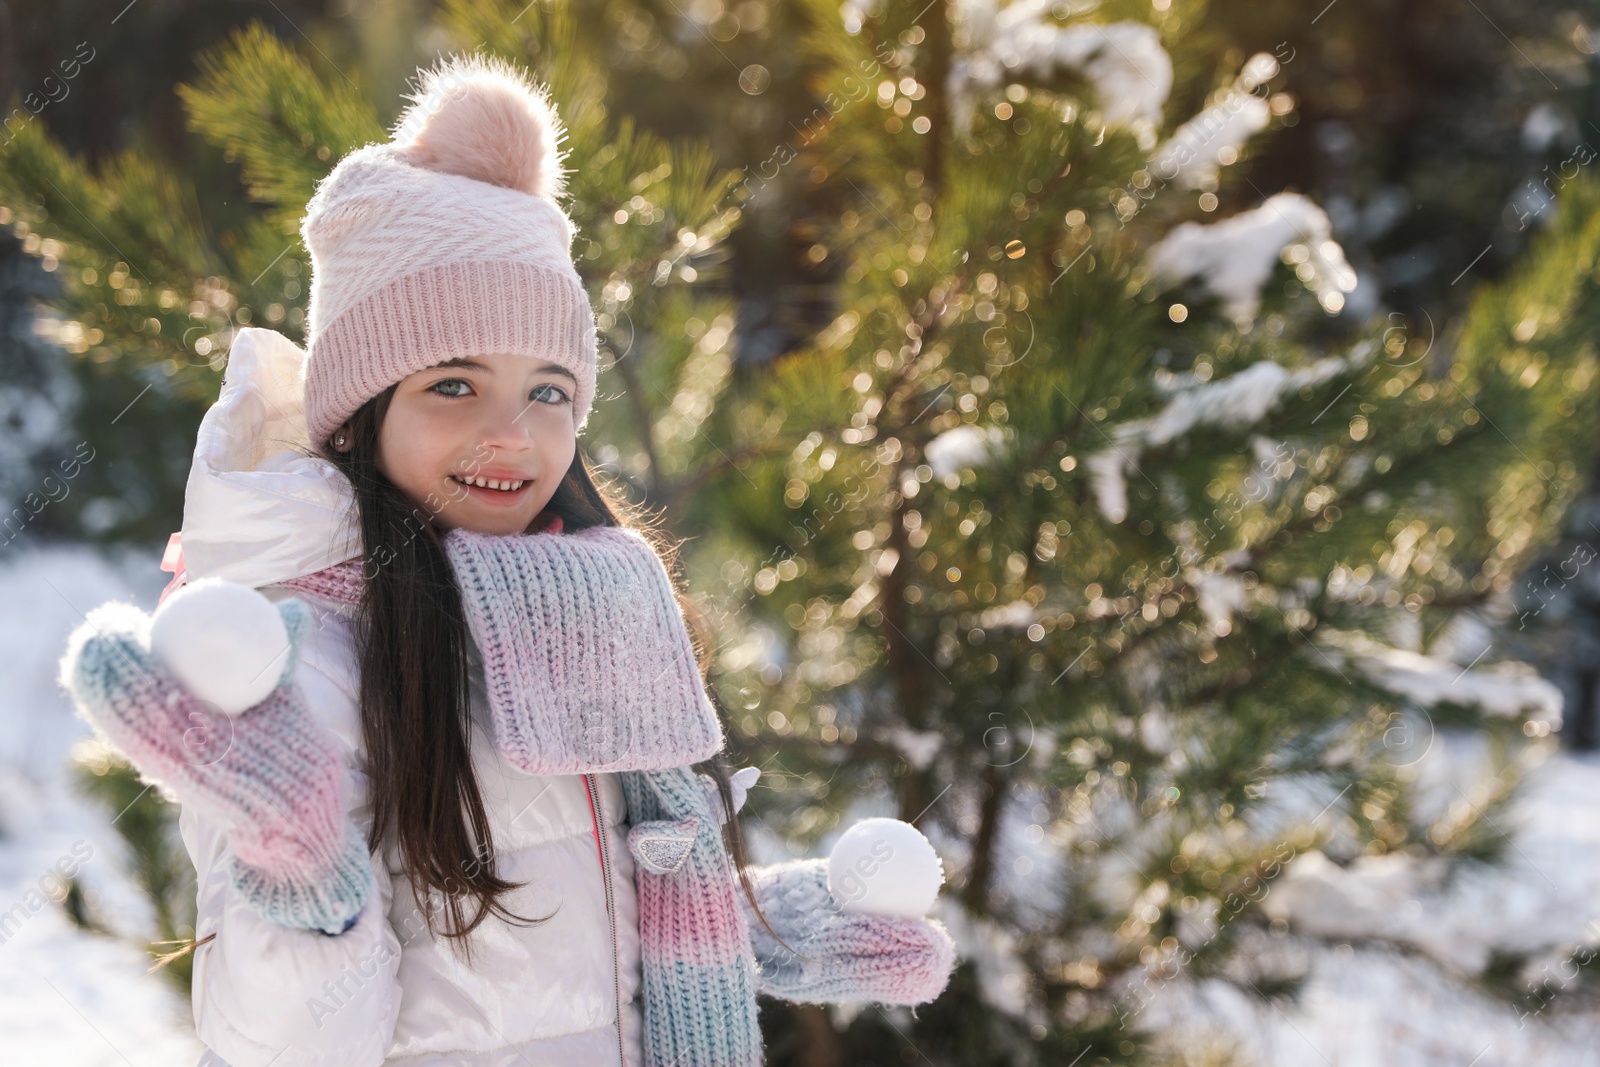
[427,357,578,383]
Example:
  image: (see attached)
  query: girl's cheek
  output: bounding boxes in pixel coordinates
[391,409,467,470]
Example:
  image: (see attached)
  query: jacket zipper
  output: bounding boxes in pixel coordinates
[583,773,626,1067]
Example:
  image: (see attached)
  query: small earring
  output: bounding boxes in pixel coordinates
[335,434,346,447]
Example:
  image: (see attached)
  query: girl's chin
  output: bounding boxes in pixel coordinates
[526,510,563,534]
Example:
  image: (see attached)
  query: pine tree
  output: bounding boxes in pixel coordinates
[680,1,1600,1062]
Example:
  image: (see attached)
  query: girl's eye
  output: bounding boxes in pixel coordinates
[427,378,569,404]
[429,378,472,398]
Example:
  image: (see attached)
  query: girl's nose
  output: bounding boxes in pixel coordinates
[479,398,539,450]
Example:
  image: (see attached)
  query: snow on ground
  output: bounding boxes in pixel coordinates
[1148,737,1600,1065]
[1150,943,1600,1066]
[0,539,203,1065]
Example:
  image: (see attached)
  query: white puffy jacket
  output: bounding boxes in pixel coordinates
[173,327,644,1067]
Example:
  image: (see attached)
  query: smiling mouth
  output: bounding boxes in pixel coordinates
[451,474,527,493]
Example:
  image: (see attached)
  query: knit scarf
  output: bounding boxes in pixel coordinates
[280,529,765,1067]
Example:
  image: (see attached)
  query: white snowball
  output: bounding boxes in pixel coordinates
[827,817,944,919]
[149,578,290,715]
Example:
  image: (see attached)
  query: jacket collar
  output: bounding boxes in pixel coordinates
[179,327,361,589]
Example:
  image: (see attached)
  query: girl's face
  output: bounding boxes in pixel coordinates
[335,353,578,535]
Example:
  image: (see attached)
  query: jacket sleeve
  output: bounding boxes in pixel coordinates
[179,595,402,1067]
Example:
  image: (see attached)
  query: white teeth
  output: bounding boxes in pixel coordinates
[455,475,524,491]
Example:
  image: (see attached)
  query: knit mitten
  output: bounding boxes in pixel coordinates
[58,597,373,935]
[738,859,957,1006]
[442,524,723,775]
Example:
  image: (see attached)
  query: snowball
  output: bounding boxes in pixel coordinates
[149,577,290,715]
[827,817,944,919]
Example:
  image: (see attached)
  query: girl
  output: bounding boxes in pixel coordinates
[58,52,954,1067]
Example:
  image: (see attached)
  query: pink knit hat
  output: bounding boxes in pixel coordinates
[298,52,596,449]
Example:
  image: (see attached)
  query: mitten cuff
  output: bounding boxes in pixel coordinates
[230,820,375,935]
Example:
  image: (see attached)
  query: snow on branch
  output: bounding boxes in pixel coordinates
[948,0,1172,137]
[925,424,1005,478]
[1322,629,1563,726]
[1259,851,1486,970]
[1087,342,1371,523]
[882,725,944,770]
[1190,570,1248,634]
[1148,192,1358,325]
[1150,53,1279,191]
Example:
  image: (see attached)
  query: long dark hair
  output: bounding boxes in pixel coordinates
[317,383,782,963]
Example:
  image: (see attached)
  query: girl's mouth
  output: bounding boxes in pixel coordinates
[450,473,532,507]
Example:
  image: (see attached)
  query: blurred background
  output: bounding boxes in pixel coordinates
[5,0,1600,1063]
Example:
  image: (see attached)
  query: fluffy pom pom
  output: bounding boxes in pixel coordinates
[149,578,291,715]
[827,817,945,919]
[390,52,567,200]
